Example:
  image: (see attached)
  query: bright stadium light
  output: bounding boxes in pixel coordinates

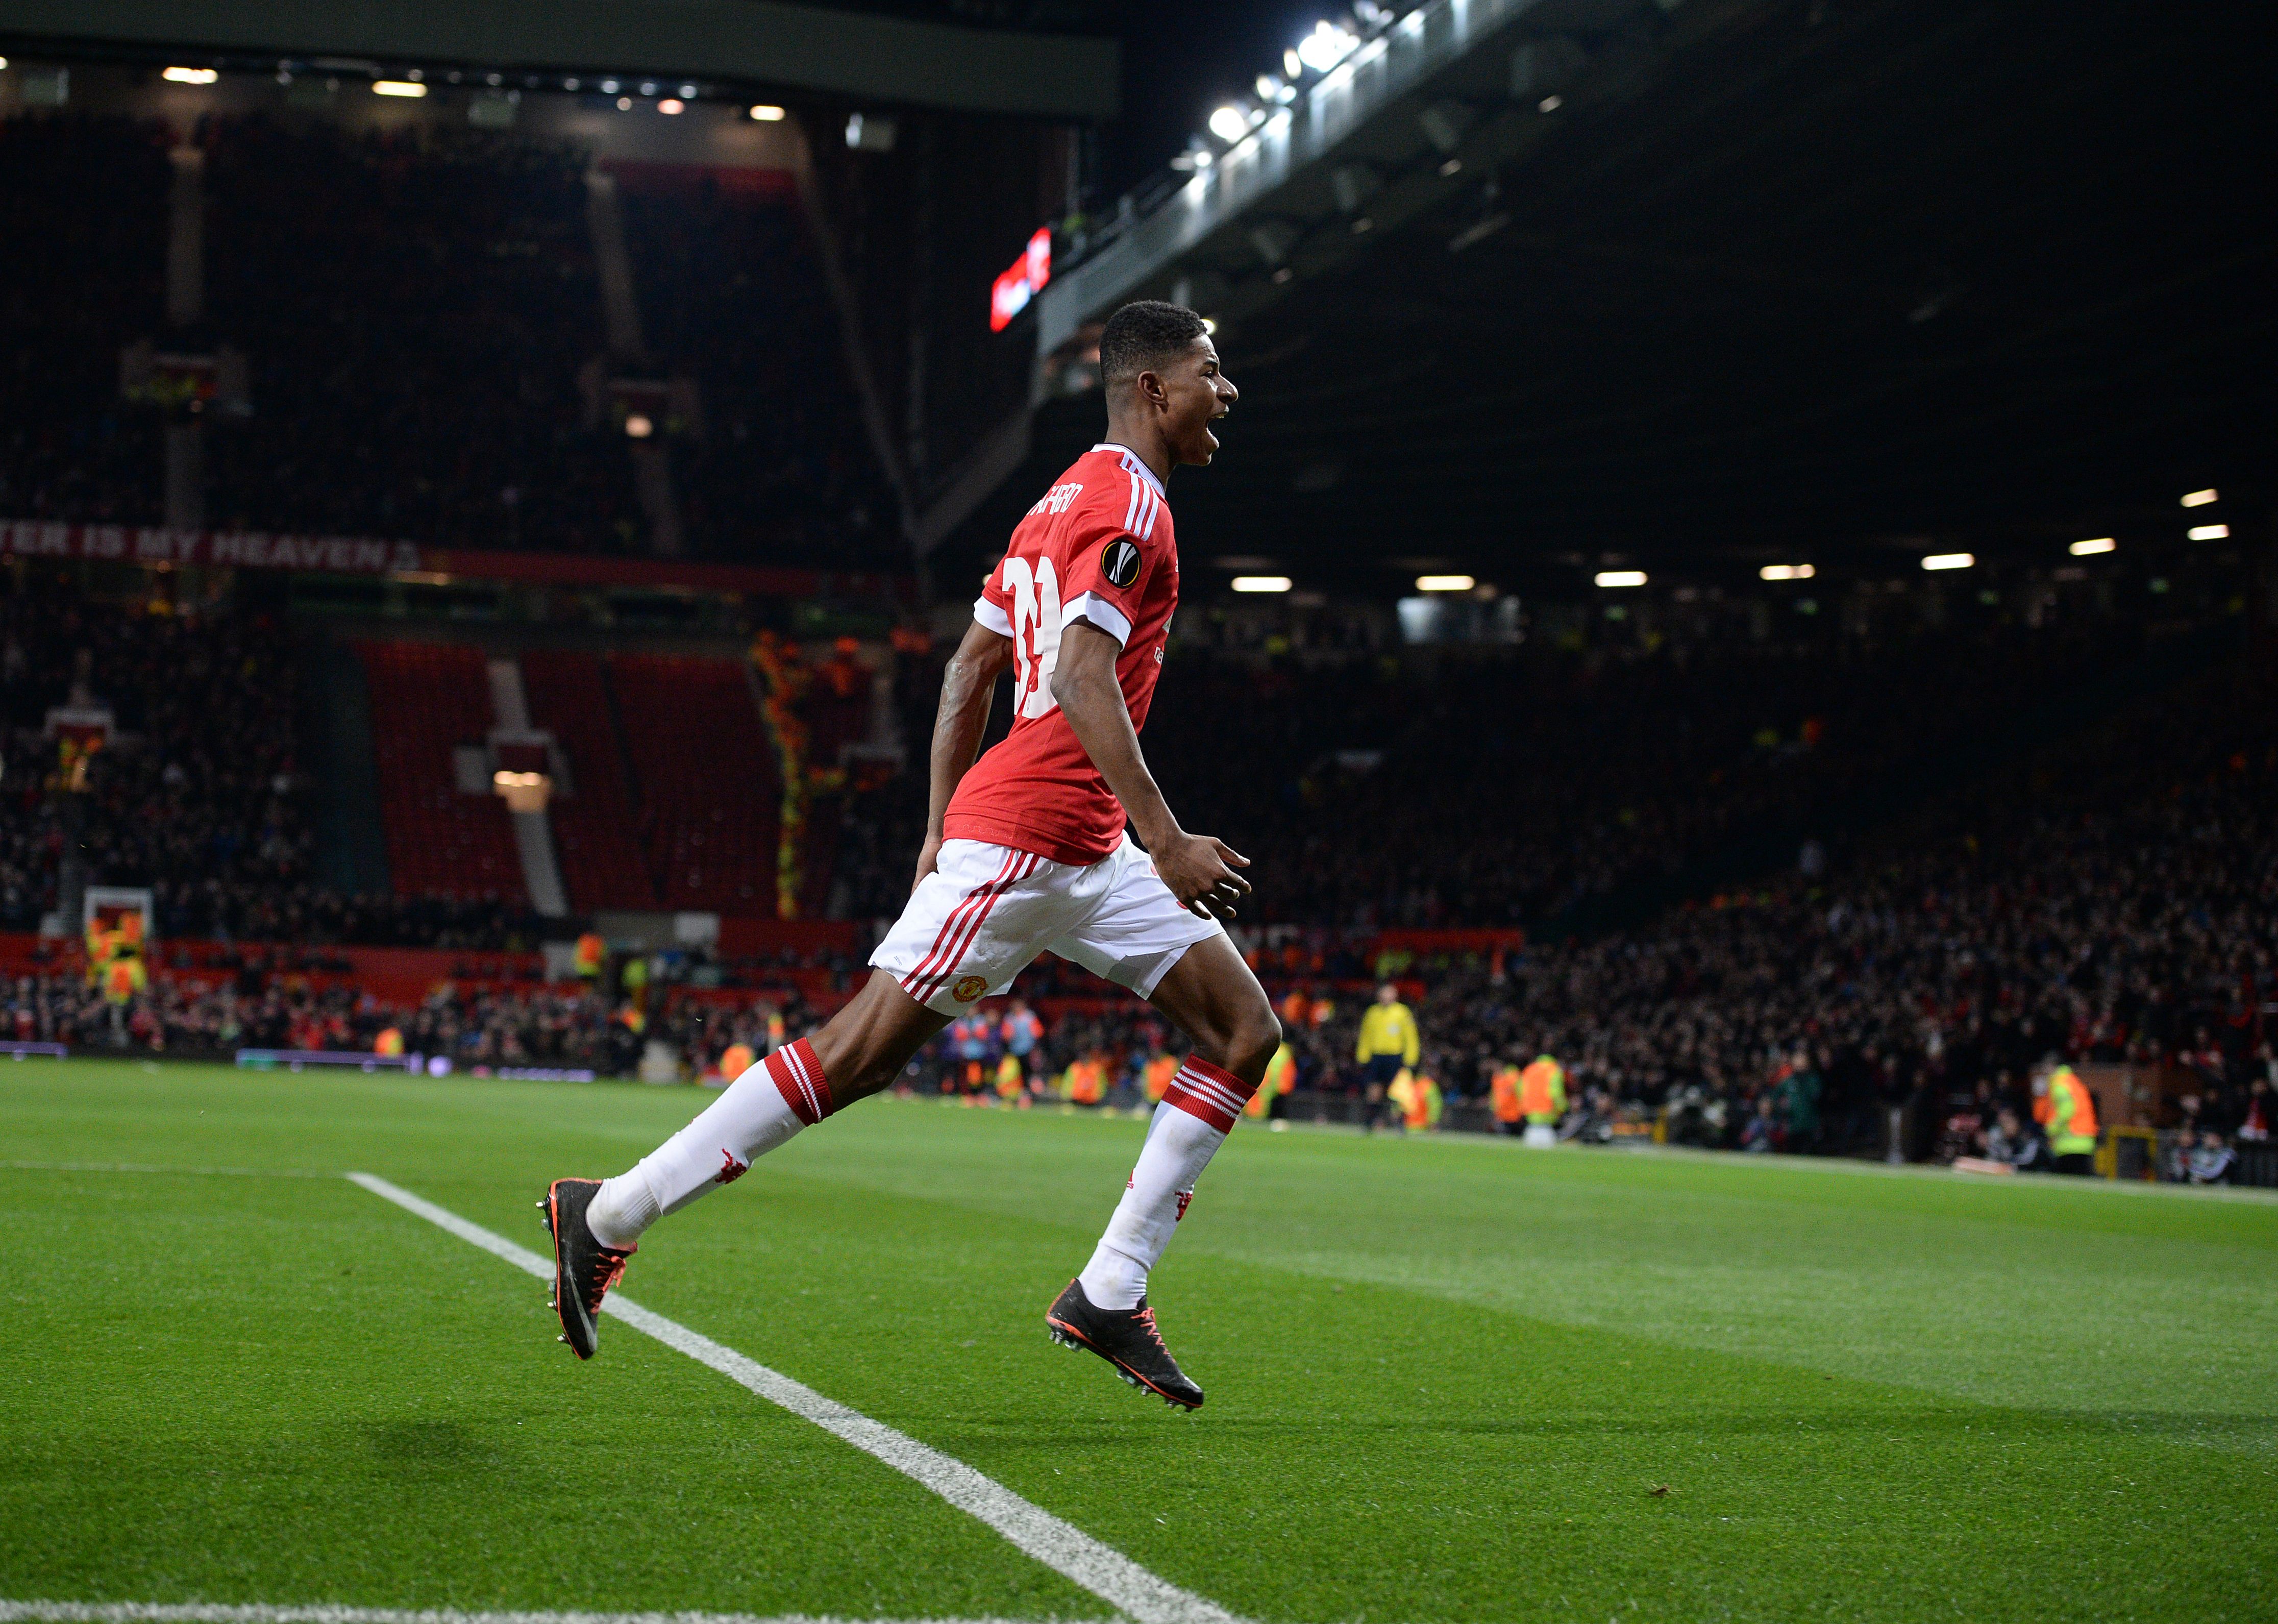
[1921,553,1974,571]
[1283,47,1304,78]
[1296,21,1359,72]
[1416,574,1475,593]
[1595,570,1647,588]
[1208,105,1250,143]
[1231,576,1293,594]
[658,98,684,114]
[624,414,655,439]
[2188,524,2229,540]
[750,104,785,120]
[2069,537,2117,556]
[1760,563,1816,581]
[374,80,428,97]
[2181,488,2217,507]
[163,66,219,84]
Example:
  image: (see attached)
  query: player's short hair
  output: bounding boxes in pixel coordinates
[1098,301,1209,387]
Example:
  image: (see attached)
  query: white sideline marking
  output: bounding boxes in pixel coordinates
[344,1174,1240,1624]
[0,1604,1098,1624]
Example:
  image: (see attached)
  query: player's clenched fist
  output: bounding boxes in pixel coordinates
[1153,831,1251,921]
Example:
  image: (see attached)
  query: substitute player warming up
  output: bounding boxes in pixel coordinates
[542,302,1277,1410]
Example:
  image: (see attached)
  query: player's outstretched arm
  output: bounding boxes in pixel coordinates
[914,618,1013,891]
[1051,620,1250,921]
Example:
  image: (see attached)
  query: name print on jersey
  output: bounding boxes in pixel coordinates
[1029,482,1084,518]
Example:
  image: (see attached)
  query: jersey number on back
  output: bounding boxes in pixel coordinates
[1000,554,1062,719]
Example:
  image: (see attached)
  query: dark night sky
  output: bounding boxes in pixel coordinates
[1098,1,1325,195]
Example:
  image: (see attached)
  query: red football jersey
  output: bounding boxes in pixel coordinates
[943,443,1178,865]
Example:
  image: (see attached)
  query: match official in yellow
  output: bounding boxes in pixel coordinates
[1355,981,1419,1082]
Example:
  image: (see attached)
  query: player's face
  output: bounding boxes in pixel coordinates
[1160,336,1237,466]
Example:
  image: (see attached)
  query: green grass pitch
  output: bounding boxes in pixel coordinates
[4,1058,2273,1622]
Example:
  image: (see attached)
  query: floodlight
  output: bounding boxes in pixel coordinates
[1921,553,1973,571]
[163,67,219,84]
[1231,576,1293,594]
[1208,105,1250,143]
[1595,570,1647,587]
[1760,564,1815,581]
[2068,538,2116,556]
[374,80,427,97]
[2181,488,2217,507]
[2188,524,2229,540]
[750,104,786,120]
[1417,574,1475,592]
[1296,22,1358,72]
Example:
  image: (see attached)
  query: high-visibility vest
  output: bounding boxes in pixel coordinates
[1069,1059,1104,1104]
[2035,1066,2099,1155]
[1247,1043,1295,1117]
[1519,1057,1566,1124]
[1390,1068,1442,1130]
[374,1027,405,1057]
[718,1042,756,1081]
[996,1054,1025,1098]
[1490,1066,1522,1123]
[574,932,605,977]
[102,956,145,1004]
[1145,1053,1178,1101]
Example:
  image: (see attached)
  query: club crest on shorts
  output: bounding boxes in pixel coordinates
[951,974,989,1003]
[1101,537,1142,589]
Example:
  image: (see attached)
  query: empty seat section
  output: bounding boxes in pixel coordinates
[357,641,526,902]
[609,654,778,913]
[519,650,658,912]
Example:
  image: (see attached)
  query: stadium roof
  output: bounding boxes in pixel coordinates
[0,0,1121,117]
[1009,0,2269,585]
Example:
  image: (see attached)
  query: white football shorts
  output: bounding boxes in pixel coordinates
[871,833,1226,1014]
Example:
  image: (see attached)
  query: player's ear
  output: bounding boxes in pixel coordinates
[1137,367,1169,413]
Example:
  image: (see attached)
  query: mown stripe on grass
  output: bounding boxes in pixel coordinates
[0,1603,1101,1624]
[345,1174,1241,1624]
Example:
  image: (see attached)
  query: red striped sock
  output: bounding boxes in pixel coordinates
[1161,1054,1257,1134]
[767,1038,837,1125]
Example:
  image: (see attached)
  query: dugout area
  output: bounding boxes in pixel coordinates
[4,1060,2273,1623]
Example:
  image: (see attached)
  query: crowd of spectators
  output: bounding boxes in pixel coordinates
[0,111,889,568]
[1249,658,2276,1173]
[0,113,168,526]
[617,172,890,566]
[0,572,554,947]
[202,115,648,554]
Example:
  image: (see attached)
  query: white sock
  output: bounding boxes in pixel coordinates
[587,1039,836,1249]
[1078,1056,1255,1310]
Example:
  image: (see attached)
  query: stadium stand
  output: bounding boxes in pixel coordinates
[613,166,887,563]
[607,652,778,912]
[0,115,169,526]
[202,116,640,551]
[356,641,527,903]
[518,649,660,912]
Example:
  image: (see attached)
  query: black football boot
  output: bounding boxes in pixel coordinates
[1045,1278,1204,1410]
[540,1178,633,1360]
